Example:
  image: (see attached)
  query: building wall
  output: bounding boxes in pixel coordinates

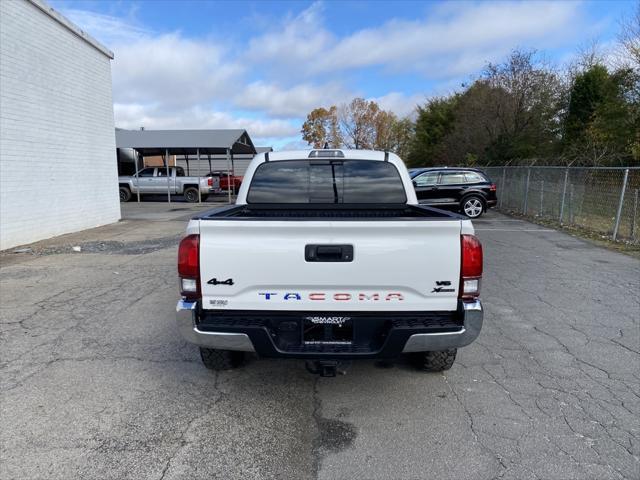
[0,0,120,250]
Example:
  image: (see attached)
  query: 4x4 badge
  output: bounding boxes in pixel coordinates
[208,278,234,286]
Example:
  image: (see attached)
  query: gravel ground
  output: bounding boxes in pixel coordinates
[0,208,638,480]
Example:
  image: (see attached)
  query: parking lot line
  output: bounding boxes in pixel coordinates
[474,228,556,232]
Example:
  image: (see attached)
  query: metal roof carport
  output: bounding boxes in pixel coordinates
[115,129,257,203]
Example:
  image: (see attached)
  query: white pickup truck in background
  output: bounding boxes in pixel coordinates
[119,166,219,202]
[176,149,483,376]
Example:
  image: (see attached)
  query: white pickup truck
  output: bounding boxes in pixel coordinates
[176,149,483,376]
[119,166,219,202]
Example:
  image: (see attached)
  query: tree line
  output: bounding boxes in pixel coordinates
[301,7,639,167]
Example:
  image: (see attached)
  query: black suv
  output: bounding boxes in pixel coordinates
[410,168,497,218]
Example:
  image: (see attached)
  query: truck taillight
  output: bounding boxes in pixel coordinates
[178,234,200,300]
[207,177,213,187]
[460,234,483,300]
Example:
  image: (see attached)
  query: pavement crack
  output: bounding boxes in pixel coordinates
[443,373,508,478]
[157,371,221,480]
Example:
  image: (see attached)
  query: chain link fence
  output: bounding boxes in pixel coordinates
[481,166,640,244]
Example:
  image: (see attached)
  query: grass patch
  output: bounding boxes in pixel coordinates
[498,209,640,259]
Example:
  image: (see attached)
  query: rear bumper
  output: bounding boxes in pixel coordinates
[401,300,482,352]
[176,300,255,351]
[486,199,497,208]
[176,300,483,358]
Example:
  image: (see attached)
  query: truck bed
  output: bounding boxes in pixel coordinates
[195,204,462,220]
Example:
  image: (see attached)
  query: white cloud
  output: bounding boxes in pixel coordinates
[247,3,332,69]
[251,1,585,79]
[61,8,249,130]
[111,33,242,107]
[370,92,424,118]
[62,8,149,44]
[235,81,351,117]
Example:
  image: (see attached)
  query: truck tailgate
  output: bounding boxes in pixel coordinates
[199,220,463,312]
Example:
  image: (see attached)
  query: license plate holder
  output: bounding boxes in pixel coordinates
[303,316,353,344]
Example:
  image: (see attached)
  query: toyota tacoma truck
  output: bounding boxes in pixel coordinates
[176,149,483,376]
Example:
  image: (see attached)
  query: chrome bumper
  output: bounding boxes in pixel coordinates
[402,300,483,352]
[176,300,256,351]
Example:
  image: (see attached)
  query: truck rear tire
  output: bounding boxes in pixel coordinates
[119,186,131,202]
[184,187,199,203]
[199,348,245,370]
[412,349,457,372]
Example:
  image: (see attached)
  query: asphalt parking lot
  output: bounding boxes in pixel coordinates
[1,206,638,480]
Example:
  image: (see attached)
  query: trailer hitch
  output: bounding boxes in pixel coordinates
[305,360,350,377]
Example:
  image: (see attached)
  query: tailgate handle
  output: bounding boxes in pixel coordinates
[305,245,353,262]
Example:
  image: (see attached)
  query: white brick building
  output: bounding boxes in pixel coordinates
[0,0,119,250]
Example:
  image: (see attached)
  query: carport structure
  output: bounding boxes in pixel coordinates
[115,129,257,203]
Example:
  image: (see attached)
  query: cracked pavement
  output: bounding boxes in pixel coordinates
[1,207,638,479]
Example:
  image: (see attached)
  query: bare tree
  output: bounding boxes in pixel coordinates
[618,3,640,69]
[339,98,380,149]
[566,40,607,80]
[484,50,562,141]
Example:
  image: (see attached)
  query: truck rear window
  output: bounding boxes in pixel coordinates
[247,160,407,204]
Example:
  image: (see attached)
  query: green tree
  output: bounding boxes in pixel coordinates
[407,96,458,166]
[564,65,611,144]
[438,81,508,165]
[563,65,639,165]
[389,117,414,161]
[408,50,563,166]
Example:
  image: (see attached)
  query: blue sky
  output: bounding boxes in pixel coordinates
[50,0,637,149]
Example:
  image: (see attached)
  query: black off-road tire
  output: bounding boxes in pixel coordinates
[119,186,132,202]
[199,348,245,371]
[184,187,199,203]
[412,349,457,372]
